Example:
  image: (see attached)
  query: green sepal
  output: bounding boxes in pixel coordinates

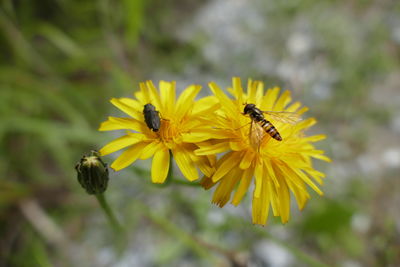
[75,151,109,195]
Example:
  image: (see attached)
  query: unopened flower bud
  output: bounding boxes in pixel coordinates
[75,151,109,194]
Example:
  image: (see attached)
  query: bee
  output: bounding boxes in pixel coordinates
[243,103,300,141]
[143,103,161,132]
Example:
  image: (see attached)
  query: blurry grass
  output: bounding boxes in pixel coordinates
[0,0,145,264]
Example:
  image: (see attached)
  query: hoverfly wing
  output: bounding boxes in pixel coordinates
[249,119,264,151]
[261,111,302,125]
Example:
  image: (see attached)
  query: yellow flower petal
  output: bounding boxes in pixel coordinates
[180,116,217,132]
[192,96,220,115]
[232,77,243,105]
[232,168,253,205]
[229,141,247,151]
[175,84,201,120]
[188,150,215,177]
[201,176,216,190]
[145,81,163,111]
[99,134,143,156]
[110,142,147,171]
[252,180,270,225]
[139,141,163,160]
[138,82,151,103]
[291,166,323,196]
[110,98,141,119]
[99,117,145,132]
[195,142,230,156]
[212,168,241,207]
[207,154,217,167]
[256,82,264,106]
[296,118,316,131]
[173,146,199,181]
[304,134,327,143]
[212,152,242,182]
[287,178,310,211]
[246,79,258,103]
[254,160,264,198]
[239,149,254,169]
[182,129,233,143]
[159,81,176,116]
[297,106,309,115]
[266,180,280,217]
[209,82,236,116]
[304,168,325,184]
[261,86,279,111]
[285,101,302,112]
[151,148,170,183]
[274,164,312,220]
[311,153,332,162]
[119,97,143,111]
[275,163,309,194]
[273,90,291,111]
[275,178,290,224]
[263,158,280,188]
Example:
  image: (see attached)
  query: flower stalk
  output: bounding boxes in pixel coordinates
[95,193,123,233]
[75,151,124,233]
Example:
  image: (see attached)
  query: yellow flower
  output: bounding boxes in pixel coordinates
[197,77,331,225]
[99,80,217,183]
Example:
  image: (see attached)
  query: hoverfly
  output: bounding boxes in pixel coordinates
[243,103,301,142]
[143,103,161,132]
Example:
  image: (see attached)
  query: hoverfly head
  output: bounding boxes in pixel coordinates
[243,103,255,115]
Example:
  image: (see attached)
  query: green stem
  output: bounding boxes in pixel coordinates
[95,193,122,233]
[166,150,174,184]
[135,201,215,263]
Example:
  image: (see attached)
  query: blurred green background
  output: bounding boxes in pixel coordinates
[1,0,400,266]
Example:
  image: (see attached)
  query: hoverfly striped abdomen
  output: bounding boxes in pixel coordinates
[260,119,282,141]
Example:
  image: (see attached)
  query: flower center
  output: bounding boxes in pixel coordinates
[159,119,180,145]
